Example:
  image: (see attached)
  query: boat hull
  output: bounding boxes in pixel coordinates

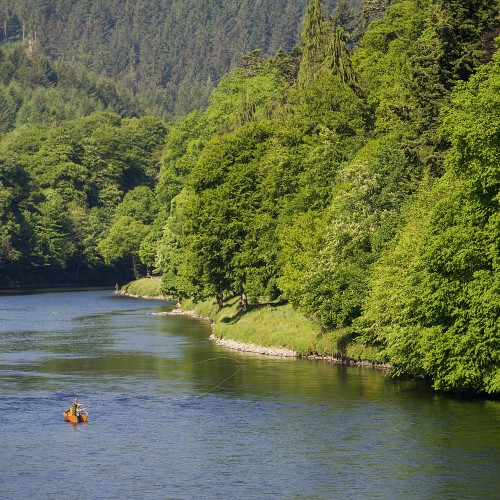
[63,409,88,423]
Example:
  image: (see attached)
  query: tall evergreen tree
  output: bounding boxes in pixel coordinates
[323,24,356,86]
[298,0,327,87]
[408,0,500,172]
[0,0,12,40]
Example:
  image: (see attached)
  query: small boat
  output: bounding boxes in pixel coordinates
[63,408,88,423]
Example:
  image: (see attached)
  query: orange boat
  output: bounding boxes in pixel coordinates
[63,409,88,423]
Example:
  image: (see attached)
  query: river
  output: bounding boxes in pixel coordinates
[0,289,498,499]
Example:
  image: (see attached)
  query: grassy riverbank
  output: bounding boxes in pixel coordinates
[120,279,384,363]
[180,295,385,363]
[119,278,167,297]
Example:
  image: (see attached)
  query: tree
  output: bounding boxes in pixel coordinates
[0,87,15,133]
[27,189,74,272]
[97,185,159,278]
[298,0,327,87]
[160,121,278,304]
[0,0,12,40]
[114,185,158,225]
[157,110,208,210]
[357,49,500,393]
[97,215,150,279]
[322,24,356,87]
[407,0,500,171]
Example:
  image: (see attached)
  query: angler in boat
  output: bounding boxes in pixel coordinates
[64,396,88,423]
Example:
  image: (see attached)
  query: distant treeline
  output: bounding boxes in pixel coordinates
[0,0,362,117]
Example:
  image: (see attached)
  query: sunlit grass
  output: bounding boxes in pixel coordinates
[121,278,164,297]
[120,283,384,362]
[182,295,383,361]
[213,298,319,354]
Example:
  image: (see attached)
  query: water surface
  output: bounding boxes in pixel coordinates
[0,289,498,498]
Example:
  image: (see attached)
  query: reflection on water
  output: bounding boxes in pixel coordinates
[0,289,499,498]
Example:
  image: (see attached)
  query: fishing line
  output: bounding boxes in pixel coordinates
[63,356,242,418]
[184,356,242,397]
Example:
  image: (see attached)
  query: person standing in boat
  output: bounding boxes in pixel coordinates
[71,396,80,416]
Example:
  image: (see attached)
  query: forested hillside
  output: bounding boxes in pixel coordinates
[0,44,140,135]
[1,0,499,393]
[151,0,499,394]
[0,0,361,116]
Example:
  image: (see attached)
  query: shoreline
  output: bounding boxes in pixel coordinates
[210,333,390,369]
[151,306,214,324]
[209,333,297,357]
[117,290,391,370]
[114,290,174,301]
[152,304,391,369]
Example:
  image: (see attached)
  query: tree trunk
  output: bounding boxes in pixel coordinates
[216,294,224,310]
[240,291,248,311]
[132,255,140,279]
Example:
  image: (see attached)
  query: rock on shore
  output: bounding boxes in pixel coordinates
[209,334,297,357]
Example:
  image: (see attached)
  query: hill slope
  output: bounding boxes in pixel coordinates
[0,0,361,116]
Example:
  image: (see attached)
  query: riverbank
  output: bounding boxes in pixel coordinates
[176,296,388,367]
[120,279,387,368]
[117,278,173,300]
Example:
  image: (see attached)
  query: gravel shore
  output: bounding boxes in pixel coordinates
[147,303,390,368]
[209,334,297,357]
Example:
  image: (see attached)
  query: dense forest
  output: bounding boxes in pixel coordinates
[0,0,361,116]
[1,0,499,394]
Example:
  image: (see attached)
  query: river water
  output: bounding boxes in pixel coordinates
[0,289,498,499]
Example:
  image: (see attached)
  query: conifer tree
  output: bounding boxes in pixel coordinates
[332,0,356,37]
[323,25,356,87]
[297,0,327,87]
[0,0,12,40]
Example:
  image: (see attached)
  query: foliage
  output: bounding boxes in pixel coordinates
[0,111,167,285]
[0,43,139,135]
[0,0,357,117]
[97,215,150,278]
[1,0,499,394]
[357,49,500,393]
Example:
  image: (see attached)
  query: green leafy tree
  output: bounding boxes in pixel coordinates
[157,111,208,210]
[97,215,150,279]
[0,181,22,282]
[158,188,201,299]
[27,189,74,271]
[114,185,158,225]
[180,122,278,304]
[98,185,159,277]
[358,50,500,393]
[204,64,287,134]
